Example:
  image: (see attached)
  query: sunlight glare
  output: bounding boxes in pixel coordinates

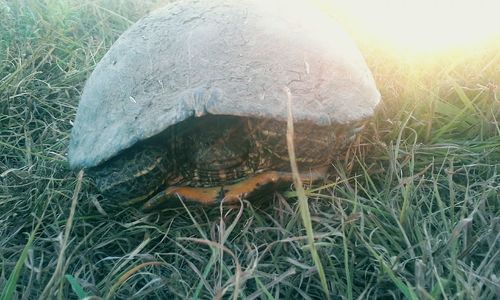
[319,0,500,54]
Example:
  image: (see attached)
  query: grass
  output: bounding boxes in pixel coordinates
[1,0,499,299]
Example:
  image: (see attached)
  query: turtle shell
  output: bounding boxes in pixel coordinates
[68,0,380,170]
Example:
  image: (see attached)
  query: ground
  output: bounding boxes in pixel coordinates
[0,1,499,299]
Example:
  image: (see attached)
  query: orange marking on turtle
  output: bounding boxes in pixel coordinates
[142,167,328,210]
[221,171,282,203]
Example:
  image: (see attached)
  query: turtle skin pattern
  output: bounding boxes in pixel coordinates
[87,145,171,201]
[88,115,365,202]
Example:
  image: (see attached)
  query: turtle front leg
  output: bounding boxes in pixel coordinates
[142,168,327,211]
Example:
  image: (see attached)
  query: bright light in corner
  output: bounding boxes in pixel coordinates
[323,0,500,54]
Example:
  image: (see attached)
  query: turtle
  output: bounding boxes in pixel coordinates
[68,0,380,210]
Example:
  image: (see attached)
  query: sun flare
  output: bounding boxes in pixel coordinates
[318,0,500,55]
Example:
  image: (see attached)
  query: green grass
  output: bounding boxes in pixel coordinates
[1,1,499,299]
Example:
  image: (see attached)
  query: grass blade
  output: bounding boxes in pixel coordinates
[0,228,37,300]
[284,87,330,299]
[64,275,88,300]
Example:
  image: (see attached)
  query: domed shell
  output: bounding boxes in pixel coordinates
[69,0,380,170]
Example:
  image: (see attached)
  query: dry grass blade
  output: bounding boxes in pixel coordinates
[284,86,330,299]
[177,237,242,300]
[104,261,166,300]
[40,170,83,300]
[246,267,297,300]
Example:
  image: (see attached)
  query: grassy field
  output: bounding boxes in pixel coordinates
[1,1,499,299]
